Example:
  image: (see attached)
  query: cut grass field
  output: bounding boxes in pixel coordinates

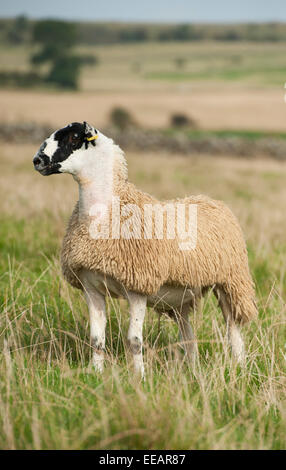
[0,143,285,449]
[1,87,286,133]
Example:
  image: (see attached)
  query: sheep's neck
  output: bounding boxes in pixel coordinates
[78,180,114,220]
[75,144,126,221]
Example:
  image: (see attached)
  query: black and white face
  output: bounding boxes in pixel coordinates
[33,121,98,176]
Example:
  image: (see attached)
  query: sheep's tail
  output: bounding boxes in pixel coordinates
[215,276,258,325]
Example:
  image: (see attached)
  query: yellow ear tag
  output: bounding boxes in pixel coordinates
[86,135,98,141]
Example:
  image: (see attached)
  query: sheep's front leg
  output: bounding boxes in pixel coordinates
[83,289,106,373]
[127,292,147,378]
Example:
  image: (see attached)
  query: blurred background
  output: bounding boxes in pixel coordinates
[1,1,286,238]
[0,0,286,450]
[1,1,286,133]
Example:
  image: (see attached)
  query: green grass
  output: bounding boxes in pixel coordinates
[0,215,285,449]
[146,65,286,85]
[163,128,286,141]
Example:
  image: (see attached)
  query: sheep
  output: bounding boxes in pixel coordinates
[33,121,258,377]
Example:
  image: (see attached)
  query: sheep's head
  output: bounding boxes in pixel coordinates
[33,121,99,176]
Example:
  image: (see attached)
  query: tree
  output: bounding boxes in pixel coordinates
[110,107,136,130]
[7,15,29,44]
[119,28,148,42]
[48,56,81,89]
[31,20,81,89]
[32,20,77,49]
[172,24,203,41]
[173,24,192,41]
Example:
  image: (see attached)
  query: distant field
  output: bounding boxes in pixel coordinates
[79,41,286,89]
[1,41,286,131]
[1,41,286,88]
[1,87,285,132]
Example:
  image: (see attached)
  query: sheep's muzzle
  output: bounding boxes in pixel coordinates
[33,153,61,175]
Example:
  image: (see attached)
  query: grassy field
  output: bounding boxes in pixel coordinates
[1,41,286,131]
[2,41,286,87]
[0,143,285,449]
[0,37,286,450]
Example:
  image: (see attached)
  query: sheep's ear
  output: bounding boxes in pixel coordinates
[83,121,98,148]
[83,121,97,136]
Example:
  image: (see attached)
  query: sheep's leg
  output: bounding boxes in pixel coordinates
[175,304,197,366]
[227,320,245,363]
[127,292,147,378]
[215,287,245,363]
[83,289,107,373]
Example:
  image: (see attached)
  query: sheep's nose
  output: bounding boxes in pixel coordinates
[33,155,43,168]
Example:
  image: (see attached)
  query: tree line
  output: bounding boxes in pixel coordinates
[1,16,286,46]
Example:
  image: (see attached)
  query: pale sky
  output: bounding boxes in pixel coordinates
[1,0,286,23]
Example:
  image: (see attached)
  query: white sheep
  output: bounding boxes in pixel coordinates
[33,121,257,377]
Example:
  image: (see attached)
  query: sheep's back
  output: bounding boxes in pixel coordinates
[166,194,250,288]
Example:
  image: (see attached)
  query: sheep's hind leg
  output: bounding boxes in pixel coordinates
[227,320,245,364]
[175,303,198,367]
[83,287,107,373]
[127,292,147,379]
[215,287,245,364]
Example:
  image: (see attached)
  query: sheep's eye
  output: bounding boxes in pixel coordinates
[72,134,79,141]
[68,133,80,146]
